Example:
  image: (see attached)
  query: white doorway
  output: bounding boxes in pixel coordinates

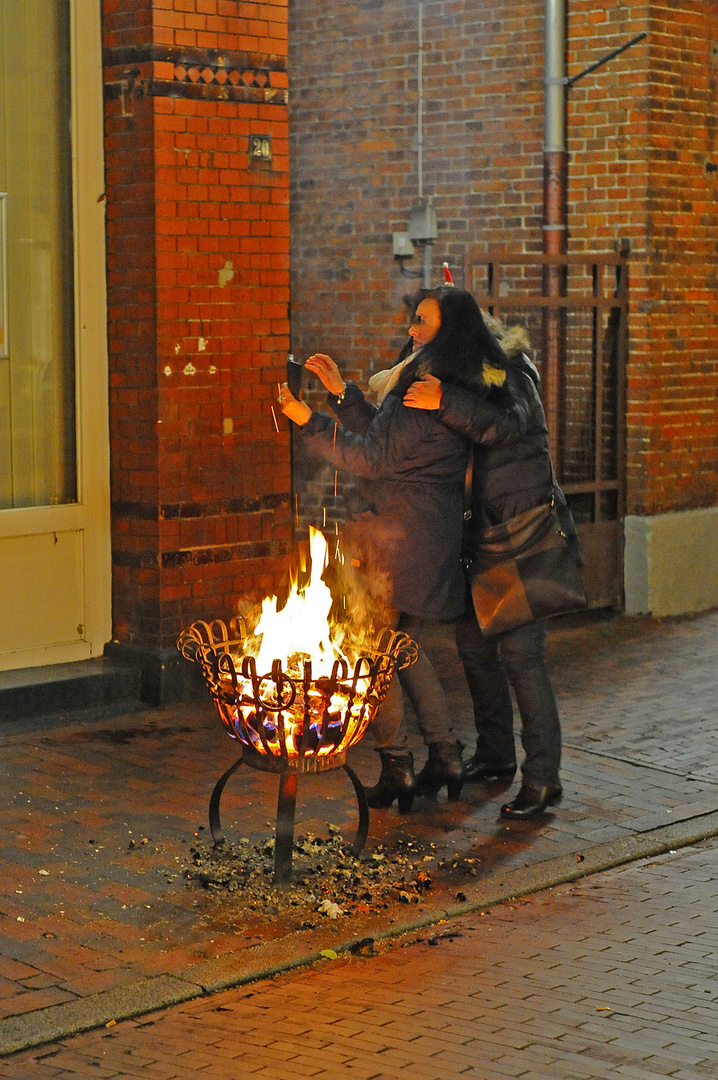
[0,1,111,671]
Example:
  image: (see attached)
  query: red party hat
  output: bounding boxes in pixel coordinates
[443,262,454,285]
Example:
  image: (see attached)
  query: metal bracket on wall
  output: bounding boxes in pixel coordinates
[566,32,648,89]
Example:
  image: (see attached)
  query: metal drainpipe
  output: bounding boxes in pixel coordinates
[418,0,424,202]
[418,0,434,289]
[543,0,567,470]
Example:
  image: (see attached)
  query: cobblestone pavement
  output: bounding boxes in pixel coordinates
[0,609,716,1057]
[2,837,718,1078]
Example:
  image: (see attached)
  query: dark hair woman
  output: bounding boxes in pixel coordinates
[417,287,509,388]
[278,288,514,811]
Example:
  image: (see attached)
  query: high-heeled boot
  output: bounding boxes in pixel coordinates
[415,741,465,800]
[364,750,416,813]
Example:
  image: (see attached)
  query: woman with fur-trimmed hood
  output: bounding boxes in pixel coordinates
[405,302,579,820]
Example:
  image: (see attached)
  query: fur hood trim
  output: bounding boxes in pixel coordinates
[481,364,506,388]
[480,310,531,360]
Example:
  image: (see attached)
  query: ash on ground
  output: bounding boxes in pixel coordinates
[182,827,461,921]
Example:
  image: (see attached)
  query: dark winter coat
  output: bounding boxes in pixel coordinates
[436,353,581,563]
[299,365,471,620]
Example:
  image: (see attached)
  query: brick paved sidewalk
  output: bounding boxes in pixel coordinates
[3,836,718,1078]
[0,609,717,1057]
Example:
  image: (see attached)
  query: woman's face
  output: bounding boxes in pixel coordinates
[409,298,441,349]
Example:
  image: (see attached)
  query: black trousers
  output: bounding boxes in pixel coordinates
[371,612,456,750]
[455,599,561,786]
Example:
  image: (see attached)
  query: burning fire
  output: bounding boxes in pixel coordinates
[232,527,375,759]
[178,528,414,769]
[251,526,351,678]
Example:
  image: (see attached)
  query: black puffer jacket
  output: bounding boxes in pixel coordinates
[437,353,581,563]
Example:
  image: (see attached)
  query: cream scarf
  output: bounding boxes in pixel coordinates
[368,349,420,404]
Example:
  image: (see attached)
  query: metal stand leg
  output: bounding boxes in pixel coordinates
[344,763,370,858]
[207,756,370,876]
[209,754,244,848]
[274,770,298,884]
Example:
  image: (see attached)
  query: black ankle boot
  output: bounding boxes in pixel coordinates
[500,782,562,819]
[464,752,517,783]
[415,741,465,800]
[364,750,416,813]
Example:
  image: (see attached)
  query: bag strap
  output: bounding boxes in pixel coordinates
[547,453,559,498]
[461,446,474,567]
[463,445,473,523]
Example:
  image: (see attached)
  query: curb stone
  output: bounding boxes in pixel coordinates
[0,976,200,1059]
[3,808,718,1058]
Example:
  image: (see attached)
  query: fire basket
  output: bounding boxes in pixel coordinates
[178,616,418,884]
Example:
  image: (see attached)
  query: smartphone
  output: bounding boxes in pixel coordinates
[286,353,304,397]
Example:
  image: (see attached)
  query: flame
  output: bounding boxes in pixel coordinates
[178,534,413,766]
[217,527,381,760]
[251,526,346,678]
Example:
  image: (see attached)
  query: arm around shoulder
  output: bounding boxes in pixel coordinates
[438,382,526,445]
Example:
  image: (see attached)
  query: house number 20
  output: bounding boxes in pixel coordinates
[249,135,272,161]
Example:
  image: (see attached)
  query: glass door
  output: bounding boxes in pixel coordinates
[0,1,77,512]
[0,0,111,671]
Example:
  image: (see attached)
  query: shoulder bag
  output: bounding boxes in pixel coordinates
[463,449,588,637]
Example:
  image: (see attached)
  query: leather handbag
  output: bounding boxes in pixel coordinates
[464,452,588,637]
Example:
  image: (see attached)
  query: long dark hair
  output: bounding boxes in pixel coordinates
[421,287,508,388]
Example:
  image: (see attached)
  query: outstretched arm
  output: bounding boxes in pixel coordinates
[282,387,433,480]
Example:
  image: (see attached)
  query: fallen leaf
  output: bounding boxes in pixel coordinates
[320,949,338,960]
[317,899,343,919]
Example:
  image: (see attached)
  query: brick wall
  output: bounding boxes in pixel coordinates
[566,1,718,515]
[104,0,291,653]
[288,1,550,379]
[288,0,718,520]
[633,2,718,514]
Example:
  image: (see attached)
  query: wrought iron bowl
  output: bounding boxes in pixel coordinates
[177,618,418,773]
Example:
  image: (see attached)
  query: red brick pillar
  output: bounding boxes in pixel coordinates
[102,0,291,700]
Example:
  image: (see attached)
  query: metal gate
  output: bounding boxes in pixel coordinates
[466,251,628,610]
